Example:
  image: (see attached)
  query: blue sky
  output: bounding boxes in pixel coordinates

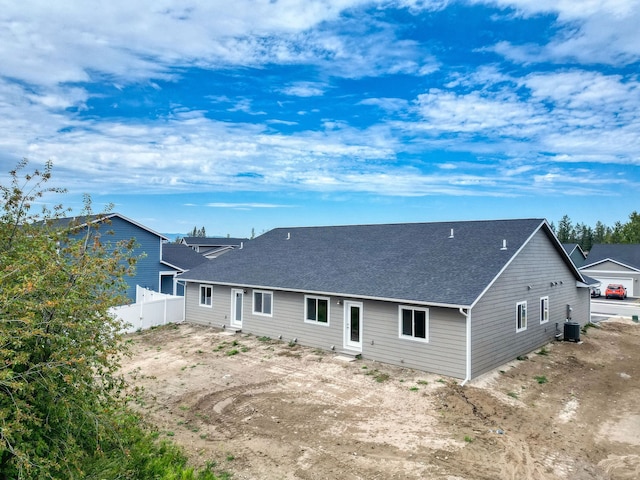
[1,1,639,238]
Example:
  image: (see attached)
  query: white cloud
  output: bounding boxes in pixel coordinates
[279,82,327,97]
[478,0,640,65]
[358,97,410,112]
[0,0,432,88]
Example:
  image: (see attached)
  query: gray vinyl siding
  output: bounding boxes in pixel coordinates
[184,282,467,378]
[470,230,590,378]
[358,301,466,378]
[583,260,636,273]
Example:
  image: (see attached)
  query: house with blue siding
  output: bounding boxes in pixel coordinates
[161,243,210,295]
[55,214,168,302]
[562,243,587,267]
[179,218,591,381]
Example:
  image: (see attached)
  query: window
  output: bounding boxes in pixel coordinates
[253,290,273,316]
[516,301,527,332]
[399,306,429,342]
[199,285,212,307]
[540,296,549,324]
[305,296,329,325]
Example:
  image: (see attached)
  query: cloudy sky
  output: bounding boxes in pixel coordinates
[1,0,639,237]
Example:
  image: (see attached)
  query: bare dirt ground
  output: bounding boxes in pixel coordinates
[121,318,640,480]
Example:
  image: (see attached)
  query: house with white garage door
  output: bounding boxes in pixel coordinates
[580,244,640,298]
[179,218,591,382]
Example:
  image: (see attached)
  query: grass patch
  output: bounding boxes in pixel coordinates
[516,355,528,361]
[417,380,429,385]
[257,336,271,342]
[536,347,549,356]
[464,435,473,443]
[365,369,390,383]
[409,386,419,392]
[226,349,239,356]
[507,392,518,399]
[534,375,548,384]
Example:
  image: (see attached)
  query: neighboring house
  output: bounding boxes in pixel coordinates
[562,243,587,267]
[179,219,590,382]
[161,243,210,295]
[579,244,640,297]
[53,213,168,302]
[180,237,248,259]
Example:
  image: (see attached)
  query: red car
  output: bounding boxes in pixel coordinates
[605,284,627,300]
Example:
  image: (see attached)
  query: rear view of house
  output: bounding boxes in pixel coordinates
[179,219,590,381]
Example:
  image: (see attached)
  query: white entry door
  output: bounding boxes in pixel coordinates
[231,289,244,328]
[343,301,363,352]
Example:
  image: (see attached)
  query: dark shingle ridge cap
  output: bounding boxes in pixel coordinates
[272,217,546,231]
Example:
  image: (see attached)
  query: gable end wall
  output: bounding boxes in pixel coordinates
[470,229,590,378]
[103,217,162,301]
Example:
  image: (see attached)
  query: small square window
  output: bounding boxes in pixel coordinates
[305,296,329,325]
[199,285,212,307]
[253,290,273,316]
[399,306,429,342]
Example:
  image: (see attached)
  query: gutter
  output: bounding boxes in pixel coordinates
[459,307,471,386]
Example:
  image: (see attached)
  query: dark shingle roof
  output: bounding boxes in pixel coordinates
[162,244,210,271]
[583,244,640,271]
[182,237,247,246]
[180,219,573,307]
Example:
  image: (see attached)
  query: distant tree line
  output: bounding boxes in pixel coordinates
[189,225,207,237]
[550,211,640,252]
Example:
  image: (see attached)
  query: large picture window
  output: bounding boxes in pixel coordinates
[399,306,429,342]
[516,301,527,332]
[540,296,549,324]
[305,296,329,325]
[253,290,273,316]
[199,285,212,307]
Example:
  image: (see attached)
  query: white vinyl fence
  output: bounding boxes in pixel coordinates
[110,286,185,333]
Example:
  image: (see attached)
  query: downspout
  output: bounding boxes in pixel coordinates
[177,279,187,323]
[459,307,471,386]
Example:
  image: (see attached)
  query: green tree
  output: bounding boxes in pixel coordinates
[622,211,640,243]
[593,221,608,245]
[189,226,207,237]
[556,215,574,243]
[0,161,139,478]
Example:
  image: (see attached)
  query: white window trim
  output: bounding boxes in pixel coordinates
[516,301,527,332]
[199,284,213,308]
[540,296,549,324]
[398,305,429,343]
[304,295,330,326]
[253,290,273,317]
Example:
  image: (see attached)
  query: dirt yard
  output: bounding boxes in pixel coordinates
[121,319,640,480]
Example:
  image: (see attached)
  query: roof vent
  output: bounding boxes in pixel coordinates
[286,232,291,240]
[239,241,244,249]
[500,239,507,250]
[449,228,454,239]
